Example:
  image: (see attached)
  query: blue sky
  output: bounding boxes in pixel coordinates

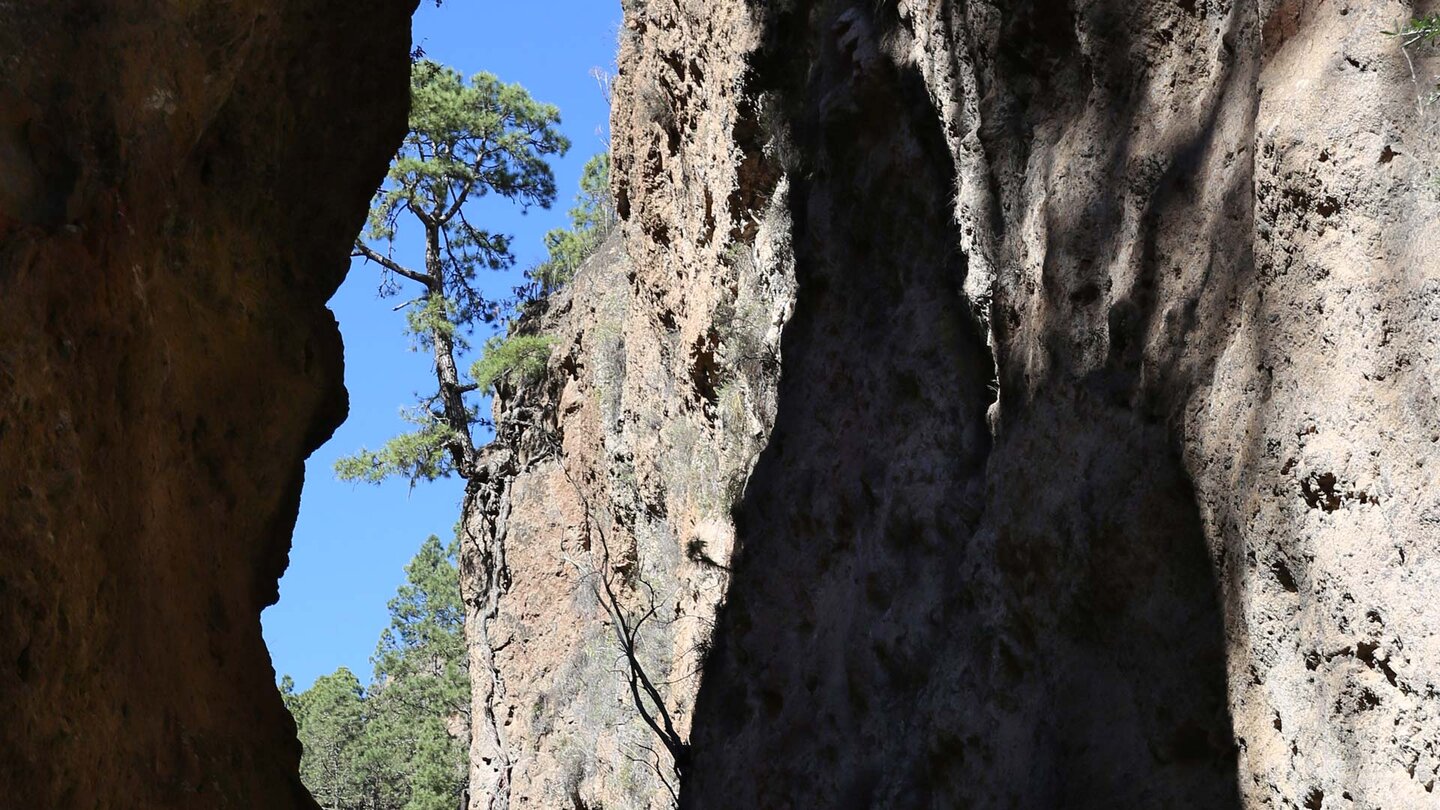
[262,0,622,691]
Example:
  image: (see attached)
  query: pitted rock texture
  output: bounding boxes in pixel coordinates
[0,2,415,807]
[477,0,1440,808]
[460,181,793,810]
[461,230,792,807]
[454,6,798,807]
[7,0,1434,807]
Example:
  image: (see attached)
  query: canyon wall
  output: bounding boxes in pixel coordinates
[0,2,415,807]
[3,0,1438,808]
[457,9,796,796]
[474,0,1440,808]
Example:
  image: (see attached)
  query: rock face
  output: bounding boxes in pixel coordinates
[0,2,415,807]
[472,0,1440,808]
[4,0,1438,808]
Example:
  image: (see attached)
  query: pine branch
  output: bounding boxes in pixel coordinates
[352,241,436,288]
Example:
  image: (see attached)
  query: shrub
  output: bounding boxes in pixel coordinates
[471,334,556,393]
[526,153,616,296]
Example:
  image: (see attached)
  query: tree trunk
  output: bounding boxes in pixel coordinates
[424,223,478,477]
[459,487,511,810]
[416,223,513,809]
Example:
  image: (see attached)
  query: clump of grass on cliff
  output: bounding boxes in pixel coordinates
[471,333,555,393]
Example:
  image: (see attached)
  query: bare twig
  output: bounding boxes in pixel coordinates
[553,452,692,788]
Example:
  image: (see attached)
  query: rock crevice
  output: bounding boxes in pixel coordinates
[5,0,1439,808]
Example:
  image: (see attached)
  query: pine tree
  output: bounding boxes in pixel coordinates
[340,59,569,486]
[289,668,366,810]
[365,535,469,810]
[283,536,469,810]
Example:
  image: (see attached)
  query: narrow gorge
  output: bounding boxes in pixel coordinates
[3,1,1439,809]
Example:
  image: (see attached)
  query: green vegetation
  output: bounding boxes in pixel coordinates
[341,60,616,486]
[342,58,569,485]
[1388,13,1440,46]
[526,153,616,296]
[471,333,556,394]
[326,53,619,809]
[460,152,614,408]
[334,409,460,485]
[283,536,469,810]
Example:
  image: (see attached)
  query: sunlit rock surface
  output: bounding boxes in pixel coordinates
[3,0,1438,808]
[475,1,1440,808]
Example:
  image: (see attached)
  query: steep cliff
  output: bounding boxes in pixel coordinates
[473,0,1440,808]
[0,2,415,807]
[4,0,1437,807]
[451,6,800,808]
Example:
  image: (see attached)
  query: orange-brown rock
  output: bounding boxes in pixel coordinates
[0,2,415,807]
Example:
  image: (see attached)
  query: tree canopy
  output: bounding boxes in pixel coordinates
[342,59,569,485]
[325,56,619,807]
[283,536,469,810]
